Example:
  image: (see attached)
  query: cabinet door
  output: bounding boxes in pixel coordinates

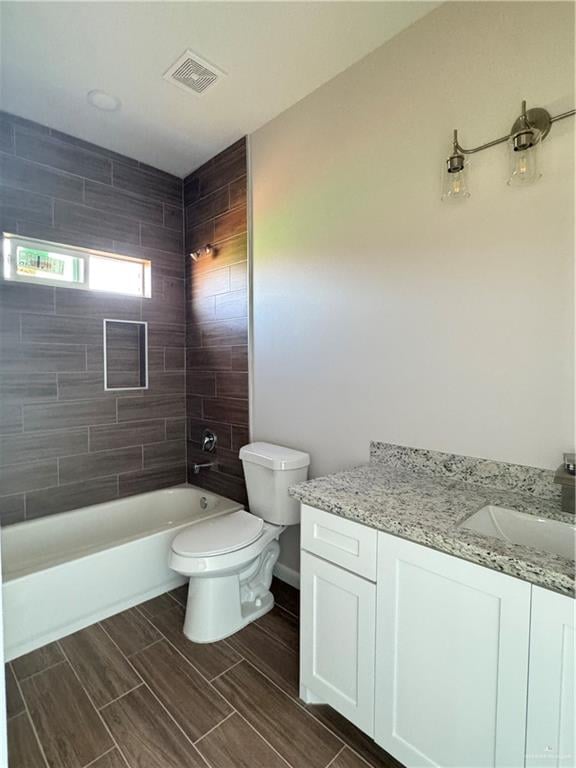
[526,587,575,768]
[374,532,530,768]
[300,551,376,735]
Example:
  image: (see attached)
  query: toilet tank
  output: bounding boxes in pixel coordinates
[239,442,310,526]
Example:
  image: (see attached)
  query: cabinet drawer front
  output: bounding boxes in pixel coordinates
[301,504,377,581]
[300,551,376,735]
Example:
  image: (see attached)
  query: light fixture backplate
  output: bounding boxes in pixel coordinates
[510,108,551,141]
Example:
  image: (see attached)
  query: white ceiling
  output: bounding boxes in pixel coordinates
[0,2,438,177]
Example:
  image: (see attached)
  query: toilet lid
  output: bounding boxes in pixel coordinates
[171,510,264,557]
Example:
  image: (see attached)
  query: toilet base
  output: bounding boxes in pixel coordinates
[182,539,280,643]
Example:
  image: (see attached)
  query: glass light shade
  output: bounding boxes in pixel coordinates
[507,128,542,186]
[441,159,470,202]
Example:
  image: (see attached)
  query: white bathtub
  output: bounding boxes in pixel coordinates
[1,485,243,660]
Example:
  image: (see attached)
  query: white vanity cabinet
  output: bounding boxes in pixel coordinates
[299,505,377,734]
[374,531,531,768]
[525,587,575,768]
[299,504,575,768]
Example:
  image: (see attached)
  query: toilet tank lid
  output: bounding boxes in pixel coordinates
[239,442,310,470]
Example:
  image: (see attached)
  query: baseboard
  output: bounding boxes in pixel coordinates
[273,562,300,590]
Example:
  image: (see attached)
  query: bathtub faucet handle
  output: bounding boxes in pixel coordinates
[202,429,217,453]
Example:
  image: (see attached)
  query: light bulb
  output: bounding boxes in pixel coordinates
[507,127,542,186]
[441,153,470,202]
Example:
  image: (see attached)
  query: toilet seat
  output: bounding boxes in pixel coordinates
[171,510,264,558]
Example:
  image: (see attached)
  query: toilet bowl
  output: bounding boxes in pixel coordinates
[169,442,309,643]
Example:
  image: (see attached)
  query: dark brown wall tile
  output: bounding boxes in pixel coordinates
[143,439,185,469]
[214,204,247,242]
[147,323,186,348]
[146,371,185,395]
[215,371,248,399]
[59,446,143,484]
[0,493,25,524]
[18,220,115,253]
[112,161,182,205]
[89,420,166,452]
[0,460,57,494]
[231,346,248,371]
[0,373,58,403]
[54,200,140,244]
[165,418,186,440]
[203,397,248,426]
[187,371,216,396]
[230,261,247,292]
[141,222,183,254]
[229,176,247,208]
[0,342,86,373]
[163,204,183,231]
[15,128,112,183]
[186,347,232,371]
[231,425,250,452]
[0,281,55,313]
[186,187,229,230]
[117,394,185,422]
[0,429,88,466]
[0,153,83,202]
[55,288,141,320]
[164,347,185,371]
[215,290,247,320]
[0,185,53,225]
[85,180,163,223]
[21,313,103,345]
[200,318,248,348]
[26,475,119,519]
[0,403,22,434]
[58,371,137,401]
[118,464,186,496]
[23,399,116,431]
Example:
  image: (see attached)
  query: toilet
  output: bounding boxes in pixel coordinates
[169,442,310,643]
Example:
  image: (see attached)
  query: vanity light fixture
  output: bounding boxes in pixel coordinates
[442,100,575,201]
[190,244,216,262]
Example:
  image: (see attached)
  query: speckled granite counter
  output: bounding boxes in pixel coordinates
[290,443,575,597]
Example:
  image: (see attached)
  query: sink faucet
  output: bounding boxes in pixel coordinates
[554,453,575,514]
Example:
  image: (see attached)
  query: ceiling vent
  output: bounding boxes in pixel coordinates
[163,50,225,96]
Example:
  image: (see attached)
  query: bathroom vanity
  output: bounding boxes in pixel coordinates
[291,444,575,768]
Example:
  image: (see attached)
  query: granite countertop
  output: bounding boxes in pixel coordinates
[290,443,575,597]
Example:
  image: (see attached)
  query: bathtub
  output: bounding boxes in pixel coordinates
[1,486,243,660]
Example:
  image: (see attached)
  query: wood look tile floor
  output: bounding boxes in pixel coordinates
[5,578,403,768]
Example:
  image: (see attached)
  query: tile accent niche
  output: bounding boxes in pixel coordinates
[184,138,249,506]
[0,111,186,524]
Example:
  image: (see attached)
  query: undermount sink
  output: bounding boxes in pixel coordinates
[459,505,575,560]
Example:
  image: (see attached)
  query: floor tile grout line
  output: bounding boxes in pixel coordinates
[192,710,236,746]
[252,616,299,655]
[125,636,163,659]
[56,640,134,768]
[97,621,214,768]
[11,657,68,684]
[237,657,346,750]
[97,682,145,711]
[82,746,116,768]
[324,745,346,768]
[141,606,244,689]
[233,709,296,768]
[9,663,52,768]
[209,658,243,683]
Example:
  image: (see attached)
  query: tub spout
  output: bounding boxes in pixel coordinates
[192,461,216,474]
